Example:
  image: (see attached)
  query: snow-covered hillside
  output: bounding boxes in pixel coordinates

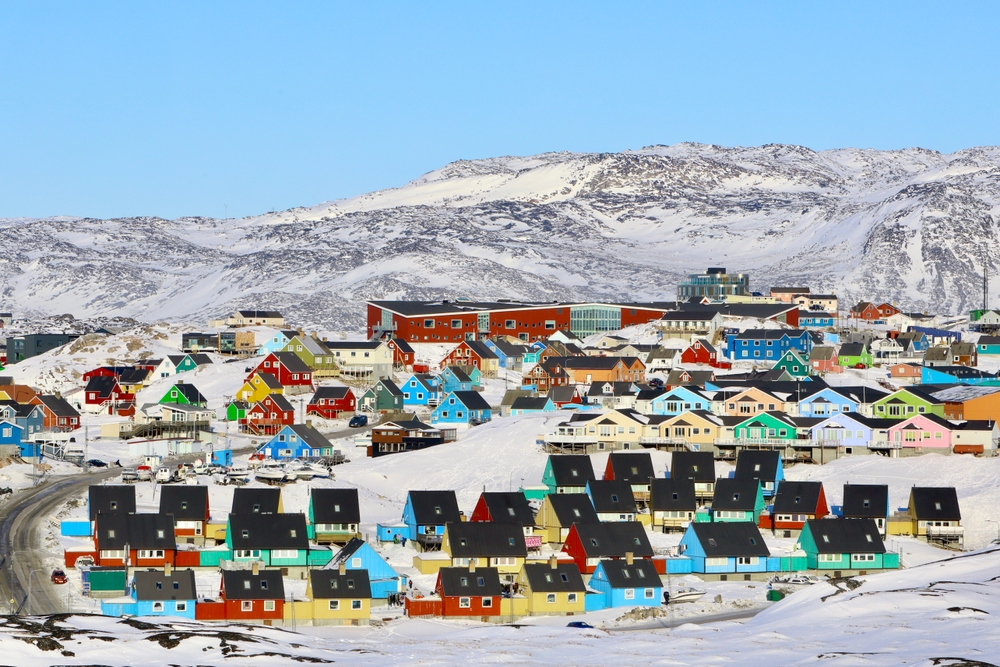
[4,143,1000,330]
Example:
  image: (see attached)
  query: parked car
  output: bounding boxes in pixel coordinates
[51,569,67,585]
[348,414,368,428]
[566,621,593,629]
[73,556,95,569]
[136,465,153,481]
[86,459,108,468]
[648,378,664,388]
[120,468,138,483]
[155,466,174,483]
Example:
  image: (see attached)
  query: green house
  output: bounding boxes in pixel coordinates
[837,343,873,369]
[281,335,340,376]
[710,478,765,523]
[226,513,309,567]
[359,379,404,413]
[159,382,208,407]
[871,388,944,420]
[734,412,798,441]
[541,454,595,495]
[225,400,249,422]
[799,518,899,571]
[774,350,811,378]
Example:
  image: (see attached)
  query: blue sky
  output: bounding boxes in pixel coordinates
[2,2,999,219]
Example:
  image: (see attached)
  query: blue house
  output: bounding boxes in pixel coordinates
[648,386,712,416]
[101,569,197,619]
[401,490,461,548]
[0,420,27,457]
[328,538,404,598]
[808,413,880,454]
[430,391,492,426]
[0,403,44,440]
[586,559,662,610]
[727,329,812,362]
[258,424,334,460]
[799,313,836,328]
[259,329,299,355]
[440,366,476,393]
[678,522,773,575]
[797,387,859,418]
[401,374,442,407]
[921,366,1000,386]
[509,396,555,415]
[483,339,530,370]
[977,335,1000,356]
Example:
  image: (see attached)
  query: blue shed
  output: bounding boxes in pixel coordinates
[328,538,404,598]
[211,449,233,467]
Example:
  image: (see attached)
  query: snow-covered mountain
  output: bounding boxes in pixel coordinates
[4,143,1000,330]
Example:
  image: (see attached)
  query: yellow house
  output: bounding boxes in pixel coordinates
[537,494,600,545]
[237,372,284,403]
[442,522,526,582]
[642,410,725,451]
[545,409,649,453]
[303,567,371,626]
[517,559,587,616]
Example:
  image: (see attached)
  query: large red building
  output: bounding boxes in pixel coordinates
[367,300,675,343]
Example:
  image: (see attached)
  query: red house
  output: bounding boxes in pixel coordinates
[387,338,415,369]
[82,366,130,383]
[83,376,133,411]
[244,393,296,435]
[680,340,731,369]
[93,513,176,567]
[760,481,828,534]
[37,395,81,431]
[248,352,313,393]
[218,567,285,624]
[851,301,900,322]
[306,386,356,420]
[439,340,498,373]
[548,386,582,408]
[561,522,653,574]
[434,566,502,618]
[159,485,209,542]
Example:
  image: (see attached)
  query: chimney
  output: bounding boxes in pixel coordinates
[549,555,558,570]
[306,419,312,428]
[164,562,171,576]
[339,562,346,575]
[625,552,634,566]
[251,561,259,575]
[177,378,184,385]
[469,560,476,572]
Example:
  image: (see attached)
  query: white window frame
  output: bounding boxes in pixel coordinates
[264,600,276,612]
[459,597,471,608]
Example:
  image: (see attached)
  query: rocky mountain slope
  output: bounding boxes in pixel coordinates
[4,143,1000,330]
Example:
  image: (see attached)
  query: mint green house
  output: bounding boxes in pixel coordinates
[226,513,309,567]
[837,343,873,369]
[734,412,799,442]
[799,519,899,571]
[774,350,811,378]
[871,388,944,420]
[710,478,765,523]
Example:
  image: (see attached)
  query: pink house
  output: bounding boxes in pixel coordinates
[888,414,954,454]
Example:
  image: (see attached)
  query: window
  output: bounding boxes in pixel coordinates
[241,600,253,611]
[644,588,655,599]
[138,550,164,559]
[459,597,471,608]
[264,600,275,612]
[424,319,435,328]
[567,593,578,603]
[328,600,340,610]
[546,593,556,603]
[152,602,164,612]
[624,589,635,600]
[175,602,187,612]
[505,320,516,329]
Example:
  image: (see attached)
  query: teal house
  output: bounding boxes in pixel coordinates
[226,513,309,567]
[541,454,595,495]
[773,350,811,378]
[799,518,899,571]
[710,478,765,523]
[978,336,1000,356]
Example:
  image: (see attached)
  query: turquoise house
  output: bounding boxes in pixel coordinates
[401,374,442,407]
[226,513,309,567]
[978,336,1000,356]
[328,538,405,598]
[586,559,662,610]
[678,522,773,575]
[430,391,492,425]
[921,366,1000,386]
[101,569,197,619]
[799,519,899,571]
[649,386,712,416]
[440,366,478,393]
[710,478,764,523]
[509,396,555,415]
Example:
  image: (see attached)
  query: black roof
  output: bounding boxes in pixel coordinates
[587,480,637,514]
[446,522,527,558]
[328,537,367,569]
[238,309,283,319]
[478,492,536,525]
[597,559,662,588]
[158,485,208,521]
[910,487,962,521]
[842,484,889,518]
[571,522,653,557]
[95,513,176,551]
[690,522,770,557]
[805,519,886,554]
[438,566,503,597]
[669,451,715,483]
[311,386,353,401]
[228,513,308,550]
[37,394,80,418]
[520,562,586,593]
[89,485,136,520]
[607,452,656,484]
[650,478,697,512]
[772,481,825,514]
[548,455,596,487]
[310,569,372,599]
[546,494,599,526]
[310,488,361,524]
[510,396,552,411]
[273,351,312,373]
[84,375,120,399]
[407,490,461,525]
[711,478,761,511]
[734,450,781,482]
[232,487,281,515]
[168,383,206,404]
[222,569,285,600]
[133,569,197,601]
[450,390,492,411]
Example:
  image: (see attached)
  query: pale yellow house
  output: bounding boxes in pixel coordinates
[544,409,649,453]
[301,567,371,626]
[641,410,726,451]
[442,522,527,582]
[517,560,587,616]
[537,493,600,545]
